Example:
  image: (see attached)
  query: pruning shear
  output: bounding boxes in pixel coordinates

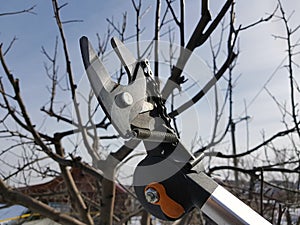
[80,36,271,224]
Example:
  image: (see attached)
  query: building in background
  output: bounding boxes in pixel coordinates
[0,168,133,224]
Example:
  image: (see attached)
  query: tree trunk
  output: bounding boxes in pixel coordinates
[99,167,116,225]
[141,210,151,225]
[55,138,94,225]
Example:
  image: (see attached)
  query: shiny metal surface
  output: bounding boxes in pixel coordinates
[80,36,147,138]
[201,186,272,225]
[145,187,160,204]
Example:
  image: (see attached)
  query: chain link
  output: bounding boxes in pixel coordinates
[140,59,176,136]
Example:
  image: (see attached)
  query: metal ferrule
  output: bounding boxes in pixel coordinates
[201,185,272,225]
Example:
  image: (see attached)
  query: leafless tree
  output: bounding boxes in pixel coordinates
[0,1,299,225]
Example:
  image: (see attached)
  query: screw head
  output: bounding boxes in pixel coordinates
[145,187,159,204]
[115,92,133,107]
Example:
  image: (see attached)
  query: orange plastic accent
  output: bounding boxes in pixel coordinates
[145,182,185,219]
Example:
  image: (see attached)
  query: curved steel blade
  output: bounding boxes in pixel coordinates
[80,36,147,138]
[111,37,138,83]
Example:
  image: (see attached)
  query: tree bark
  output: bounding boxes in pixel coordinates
[99,166,116,225]
[55,137,94,225]
[140,210,151,225]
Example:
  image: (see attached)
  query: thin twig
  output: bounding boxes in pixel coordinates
[0,5,37,17]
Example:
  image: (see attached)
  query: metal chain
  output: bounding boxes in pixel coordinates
[140,59,176,135]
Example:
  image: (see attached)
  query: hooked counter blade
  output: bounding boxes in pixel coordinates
[111,37,138,83]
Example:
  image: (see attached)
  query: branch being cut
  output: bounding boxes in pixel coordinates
[161,0,234,100]
[169,51,237,118]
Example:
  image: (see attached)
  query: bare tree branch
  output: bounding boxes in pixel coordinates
[169,51,237,117]
[215,123,300,159]
[0,179,87,225]
[0,5,36,17]
[52,0,100,164]
[53,136,93,225]
[162,0,233,100]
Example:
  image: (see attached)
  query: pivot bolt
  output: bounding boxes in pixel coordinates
[145,187,159,204]
[115,92,133,107]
